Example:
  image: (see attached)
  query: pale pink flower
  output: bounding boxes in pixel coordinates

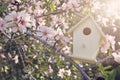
[55,28,70,46]
[101,41,110,53]
[13,55,19,64]
[48,65,53,74]
[5,11,20,23]
[58,68,65,78]
[33,55,37,59]
[112,52,120,63]
[67,0,79,10]
[5,11,35,33]
[60,0,80,11]
[91,1,103,12]
[0,18,6,32]
[66,69,71,76]
[34,7,44,16]
[51,16,68,29]
[106,35,115,50]
[5,11,20,32]
[18,11,33,33]
[61,3,69,11]
[37,18,46,26]
[62,46,71,54]
[25,6,32,13]
[100,35,115,53]
[36,1,44,8]
[0,54,6,59]
[36,26,55,40]
[101,17,109,27]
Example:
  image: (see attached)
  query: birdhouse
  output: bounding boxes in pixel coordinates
[68,14,105,63]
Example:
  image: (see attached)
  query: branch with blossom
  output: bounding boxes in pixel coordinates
[0,0,120,80]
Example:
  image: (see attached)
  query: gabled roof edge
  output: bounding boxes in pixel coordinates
[68,14,92,34]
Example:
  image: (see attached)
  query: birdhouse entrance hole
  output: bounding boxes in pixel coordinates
[83,27,91,35]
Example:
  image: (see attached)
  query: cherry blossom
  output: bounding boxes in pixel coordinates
[36,26,56,40]
[61,3,69,11]
[62,46,71,54]
[67,0,80,10]
[48,65,53,74]
[12,55,19,64]
[5,11,20,32]
[66,69,71,76]
[51,16,69,30]
[34,7,45,16]
[60,0,80,11]
[36,18,46,26]
[18,11,34,33]
[0,54,6,59]
[91,1,104,12]
[112,52,120,63]
[58,68,65,78]
[0,18,6,32]
[5,11,35,33]
[100,35,115,53]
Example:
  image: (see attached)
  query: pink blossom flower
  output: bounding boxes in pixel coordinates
[66,69,71,76]
[100,35,115,53]
[48,65,53,74]
[36,1,44,8]
[34,7,44,16]
[5,11,35,33]
[51,16,69,29]
[61,3,69,11]
[25,6,32,13]
[0,18,6,32]
[5,11,20,32]
[13,55,19,64]
[62,46,71,54]
[91,1,103,12]
[106,35,115,50]
[60,0,80,11]
[36,26,56,40]
[0,54,6,59]
[101,41,110,53]
[58,68,65,78]
[18,11,33,33]
[67,0,80,10]
[112,52,120,63]
[101,17,109,27]
[36,18,46,26]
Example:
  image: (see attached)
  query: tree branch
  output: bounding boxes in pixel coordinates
[25,32,92,80]
[35,10,66,19]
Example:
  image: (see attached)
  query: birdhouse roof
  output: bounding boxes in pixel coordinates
[68,14,104,36]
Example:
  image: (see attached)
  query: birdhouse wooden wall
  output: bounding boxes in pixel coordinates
[68,14,105,63]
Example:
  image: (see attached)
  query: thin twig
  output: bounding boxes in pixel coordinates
[35,10,66,19]
[16,44,25,67]
[95,49,120,66]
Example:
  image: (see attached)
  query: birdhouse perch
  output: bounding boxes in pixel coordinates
[68,14,105,63]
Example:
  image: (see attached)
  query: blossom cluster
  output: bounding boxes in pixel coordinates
[0,0,120,80]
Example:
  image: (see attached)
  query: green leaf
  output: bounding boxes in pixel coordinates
[50,2,55,12]
[107,70,116,80]
[103,65,112,71]
[0,3,8,13]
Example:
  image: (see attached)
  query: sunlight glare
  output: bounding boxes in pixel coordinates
[106,0,120,18]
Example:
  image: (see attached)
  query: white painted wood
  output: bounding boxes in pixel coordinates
[68,14,105,63]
